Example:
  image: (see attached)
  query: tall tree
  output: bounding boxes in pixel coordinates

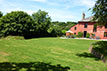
[0,11,34,37]
[32,10,51,37]
[0,11,3,18]
[92,0,107,25]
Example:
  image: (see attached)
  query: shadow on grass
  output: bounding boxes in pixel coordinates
[76,52,100,61]
[0,62,70,71]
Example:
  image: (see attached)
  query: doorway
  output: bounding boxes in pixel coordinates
[84,31,87,37]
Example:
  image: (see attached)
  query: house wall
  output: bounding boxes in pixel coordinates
[77,22,96,33]
[70,24,79,35]
[70,22,96,35]
[66,32,70,36]
[96,26,107,39]
[66,21,107,39]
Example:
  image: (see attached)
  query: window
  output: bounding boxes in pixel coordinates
[93,28,97,32]
[74,32,76,35]
[74,27,77,30]
[104,32,107,37]
[105,25,107,28]
[84,24,88,28]
[93,24,97,32]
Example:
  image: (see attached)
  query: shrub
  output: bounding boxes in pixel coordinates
[61,30,67,35]
[71,35,76,38]
[92,33,95,38]
[86,33,90,38]
[0,11,34,38]
[77,32,83,38]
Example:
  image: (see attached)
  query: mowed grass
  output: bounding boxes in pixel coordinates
[0,38,107,71]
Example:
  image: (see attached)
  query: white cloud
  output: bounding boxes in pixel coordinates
[0,0,96,22]
[80,0,96,8]
[0,0,4,4]
[51,14,76,22]
[30,0,46,2]
[28,0,96,9]
[47,2,61,6]
[24,10,35,15]
[47,9,77,22]
[73,0,95,9]
[1,8,35,15]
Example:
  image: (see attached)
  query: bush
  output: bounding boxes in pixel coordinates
[0,11,34,38]
[71,35,76,38]
[61,30,66,35]
[86,33,90,38]
[77,32,83,38]
[92,33,95,38]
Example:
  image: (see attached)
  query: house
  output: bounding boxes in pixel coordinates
[66,13,107,39]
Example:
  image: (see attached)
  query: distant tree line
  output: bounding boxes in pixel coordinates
[0,10,77,39]
[49,21,77,37]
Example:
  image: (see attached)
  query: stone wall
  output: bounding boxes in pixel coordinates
[89,43,107,63]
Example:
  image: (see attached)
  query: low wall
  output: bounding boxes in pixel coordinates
[89,42,107,63]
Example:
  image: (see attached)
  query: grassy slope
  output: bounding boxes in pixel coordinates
[0,38,106,71]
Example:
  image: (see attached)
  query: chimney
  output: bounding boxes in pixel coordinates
[82,12,85,20]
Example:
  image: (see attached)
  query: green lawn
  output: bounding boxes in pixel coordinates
[0,38,107,71]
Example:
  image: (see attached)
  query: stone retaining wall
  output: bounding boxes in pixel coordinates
[89,45,107,63]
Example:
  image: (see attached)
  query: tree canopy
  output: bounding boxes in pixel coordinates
[0,10,77,38]
[92,0,107,25]
[0,11,3,18]
[32,10,51,37]
[0,11,34,37]
[48,21,77,37]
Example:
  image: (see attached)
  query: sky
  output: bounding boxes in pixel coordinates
[0,0,97,22]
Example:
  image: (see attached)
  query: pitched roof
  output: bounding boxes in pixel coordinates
[80,16,94,22]
[66,30,74,33]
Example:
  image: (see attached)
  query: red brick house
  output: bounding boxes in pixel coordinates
[66,13,107,39]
